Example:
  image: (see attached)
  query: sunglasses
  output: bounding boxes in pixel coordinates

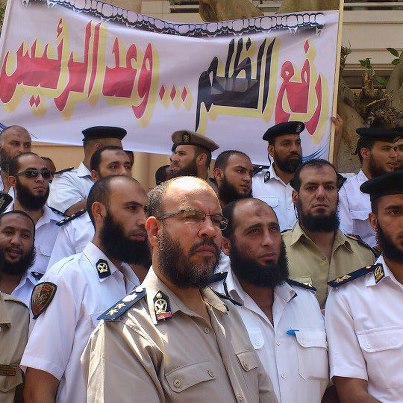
[16,168,52,180]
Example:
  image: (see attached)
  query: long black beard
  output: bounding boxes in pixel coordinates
[229,240,289,287]
[377,224,403,263]
[170,159,198,178]
[0,148,11,172]
[16,179,49,210]
[297,200,339,232]
[158,227,220,289]
[218,176,252,205]
[0,247,36,276]
[273,151,302,174]
[369,155,391,178]
[100,212,151,265]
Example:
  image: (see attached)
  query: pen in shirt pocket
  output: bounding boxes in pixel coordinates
[286,329,300,335]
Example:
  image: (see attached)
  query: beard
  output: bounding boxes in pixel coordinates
[297,200,339,232]
[218,176,252,205]
[158,227,220,289]
[100,212,151,264]
[16,179,49,210]
[368,156,391,177]
[0,246,36,277]
[170,158,198,178]
[0,148,11,172]
[229,240,289,287]
[273,150,302,174]
[377,224,403,263]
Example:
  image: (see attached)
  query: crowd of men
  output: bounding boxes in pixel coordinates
[0,121,402,403]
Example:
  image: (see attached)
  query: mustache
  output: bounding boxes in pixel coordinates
[189,239,220,255]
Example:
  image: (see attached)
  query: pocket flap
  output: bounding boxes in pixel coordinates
[357,327,403,352]
[165,362,215,392]
[295,330,327,349]
[236,350,259,372]
[248,328,265,350]
[263,196,279,208]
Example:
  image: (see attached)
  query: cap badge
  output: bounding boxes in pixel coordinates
[182,133,190,143]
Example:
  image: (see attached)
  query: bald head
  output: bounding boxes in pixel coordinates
[0,126,32,171]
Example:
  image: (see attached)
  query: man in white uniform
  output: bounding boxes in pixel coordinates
[252,122,304,231]
[339,127,401,247]
[215,198,328,402]
[21,175,150,403]
[47,126,126,216]
[326,169,403,402]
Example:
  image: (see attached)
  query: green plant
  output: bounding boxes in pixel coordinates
[387,47,402,65]
[359,57,388,87]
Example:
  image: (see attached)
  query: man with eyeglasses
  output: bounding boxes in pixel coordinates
[22,175,149,403]
[82,176,277,403]
[5,153,60,298]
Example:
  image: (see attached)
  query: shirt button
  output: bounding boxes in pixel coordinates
[276,340,280,346]
[207,369,215,378]
[241,360,249,370]
[255,340,262,347]
[204,327,210,334]
[173,379,181,388]
[281,373,287,379]
[237,394,244,402]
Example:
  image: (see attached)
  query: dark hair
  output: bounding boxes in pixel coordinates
[194,145,212,167]
[8,152,40,176]
[0,210,36,234]
[221,200,238,238]
[90,146,126,172]
[356,137,376,163]
[290,159,339,191]
[155,165,170,186]
[214,150,251,170]
[147,180,171,218]
[87,175,141,226]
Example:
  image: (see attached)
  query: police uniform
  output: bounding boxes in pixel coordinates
[81,268,278,403]
[21,242,140,403]
[0,292,29,403]
[47,210,92,269]
[283,222,376,308]
[252,164,296,231]
[47,126,127,213]
[6,203,61,275]
[213,269,328,403]
[10,270,43,308]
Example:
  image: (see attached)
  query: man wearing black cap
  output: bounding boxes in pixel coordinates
[169,130,219,185]
[394,127,403,169]
[252,121,304,231]
[47,126,126,216]
[326,170,403,402]
[339,127,401,247]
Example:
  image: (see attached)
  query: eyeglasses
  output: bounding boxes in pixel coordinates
[16,168,52,180]
[157,208,228,231]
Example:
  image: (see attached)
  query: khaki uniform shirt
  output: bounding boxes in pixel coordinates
[283,222,376,308]
[0,293,29,403]
[82,269,277,403]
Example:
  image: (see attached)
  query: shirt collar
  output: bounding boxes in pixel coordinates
[357,169,369,184]
[36,205,59,227]
[83,242,120,282]
[366,255,392,287]
[77,162,92,178]
[268,163,286,184]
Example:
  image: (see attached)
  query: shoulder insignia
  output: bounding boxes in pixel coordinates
[31,282,57,319]
[287,279,317,292]
[328,263,383,288]
[212,289,242,306]
[0,192,13,214]
[208,271,228,284]
[49,206,67,217]
[56,209,87,226]
[253,165,269,176]
[346,234,380,258]
[98,288,146,321]
[153,290,173,322]
[2,294,28,308]
[264,171,271,183]
[31,271,44,281]
[54,167,74,175]
[96,259,111,279]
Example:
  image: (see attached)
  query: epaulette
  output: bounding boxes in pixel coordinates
[281,228,292,234]
[98,288,146,321]
[54,167,74,175]
[345,234,380,258]
[253,165,270,176]
[328,263,383,288]
[49,206,67,217]
[212,289,242,306]
[56,209,87,226]
[208,271,227,284]
[287,279,317,292]
[2,293,28,309]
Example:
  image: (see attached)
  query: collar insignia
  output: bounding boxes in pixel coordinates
[264,171,271,183]
[374,264,385,284]
[96,259,111,278]
[153,290,172,322]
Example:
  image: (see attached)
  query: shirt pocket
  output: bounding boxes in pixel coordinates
[262,196,279,208]
[165,361,215,393]
[295,329,328,380]
[357,327,403,391]
[0,365,23,393]
[248,328,265,350]
[350,210,372,236]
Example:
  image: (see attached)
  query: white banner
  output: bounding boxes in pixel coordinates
[0,0,339,163]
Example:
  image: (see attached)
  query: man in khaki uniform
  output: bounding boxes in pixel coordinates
[82,176,277,403]
[0,292,29,403]
[283,159,376,308]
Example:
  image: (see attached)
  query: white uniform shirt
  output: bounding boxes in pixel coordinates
[48,162,94,213]
[325,256,403,402]
[47,212,93,269]
[252,165,297,231]
[214,269,328,403]
[339,170,376,247]
[21,242,140,403]
[6,204,60,274]
[11,270,42,308]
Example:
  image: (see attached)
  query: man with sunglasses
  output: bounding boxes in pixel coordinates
[82,176,277,402]
[5,153,60,302]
